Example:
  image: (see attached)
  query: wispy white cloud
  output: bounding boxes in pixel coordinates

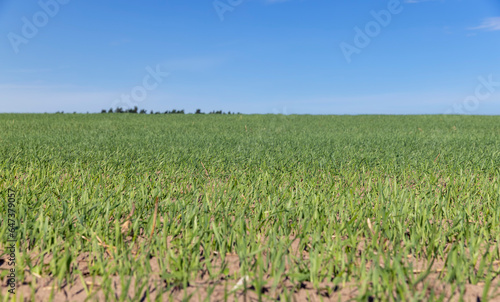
[469,17,500,31]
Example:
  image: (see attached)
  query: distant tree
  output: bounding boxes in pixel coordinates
[139,109,147,114]
[179,109,185,114]
[150,110,154,114]
[155,111,160,114]
[101,109,107,113]
[129,106,138,113]
[116,107,124,113]
[108,108,113,113]
[195,109,202,114]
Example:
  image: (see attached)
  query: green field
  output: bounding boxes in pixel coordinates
[1,114,500,301]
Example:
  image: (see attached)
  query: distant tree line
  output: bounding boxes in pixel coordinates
[100,106,240,115]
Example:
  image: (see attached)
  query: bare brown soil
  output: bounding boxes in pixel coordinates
[2,249,499,302]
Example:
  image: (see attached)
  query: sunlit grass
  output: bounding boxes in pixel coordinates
[1,114,499,301]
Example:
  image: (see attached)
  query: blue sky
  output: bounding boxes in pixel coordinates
[1,0,500,114]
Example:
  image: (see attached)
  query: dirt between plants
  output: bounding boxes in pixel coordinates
[1,249,499,302]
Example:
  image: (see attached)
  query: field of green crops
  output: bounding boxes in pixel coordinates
[1,114,500,301]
